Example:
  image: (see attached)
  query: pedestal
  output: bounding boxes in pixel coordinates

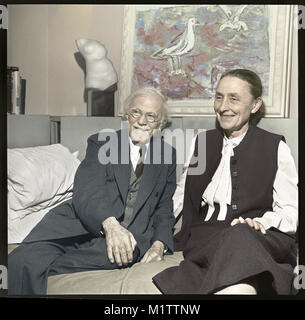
[87,83,117,116]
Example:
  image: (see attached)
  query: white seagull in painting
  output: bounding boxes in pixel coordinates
[216,5,249,32]
[151,17,200,75]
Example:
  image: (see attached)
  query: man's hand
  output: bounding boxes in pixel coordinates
[140,240,165,264]
[102,217,137,266]
[231,217,266,234]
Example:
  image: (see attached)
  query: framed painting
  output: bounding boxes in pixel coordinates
[118,5,293,117]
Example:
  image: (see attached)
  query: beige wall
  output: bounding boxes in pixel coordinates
[8,4,124,116]
[47,5,124,116]
[7,5,49,115]
[7,4,298,118]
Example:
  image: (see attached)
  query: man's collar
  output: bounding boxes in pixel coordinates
[129,137,150,151]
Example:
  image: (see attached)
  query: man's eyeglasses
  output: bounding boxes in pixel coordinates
[128,108,160,123]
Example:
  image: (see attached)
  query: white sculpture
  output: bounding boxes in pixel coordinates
[76,38,118,91]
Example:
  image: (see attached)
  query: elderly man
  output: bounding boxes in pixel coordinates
[8,86,176,295]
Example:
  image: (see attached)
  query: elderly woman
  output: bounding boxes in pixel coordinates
[153,69,298,295]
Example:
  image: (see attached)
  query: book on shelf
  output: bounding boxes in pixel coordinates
[7,66,26,114]
[21,78,26,115]
[7,66,18,113]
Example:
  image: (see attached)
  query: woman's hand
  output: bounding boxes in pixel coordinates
[231,216,266,234]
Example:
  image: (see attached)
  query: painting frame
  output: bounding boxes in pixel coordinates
[118,5,293,117]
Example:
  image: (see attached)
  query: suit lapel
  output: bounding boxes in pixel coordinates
[113,163,131,203]
[133,163,163,215]
[112,128,131,203]
[132,134,164,216]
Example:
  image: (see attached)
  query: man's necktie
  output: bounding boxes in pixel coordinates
[134,144,147,179]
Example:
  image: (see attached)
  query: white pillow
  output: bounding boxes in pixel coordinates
[8,191,74,221]
[8,144,80,218]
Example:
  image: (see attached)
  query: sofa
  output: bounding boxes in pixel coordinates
[7,114,298,295]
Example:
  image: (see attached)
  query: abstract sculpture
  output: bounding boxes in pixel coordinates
[76,38,118,91]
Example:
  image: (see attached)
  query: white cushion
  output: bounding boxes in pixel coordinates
[8,144,80,219]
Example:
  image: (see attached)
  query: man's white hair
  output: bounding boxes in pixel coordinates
[123,86,169,129]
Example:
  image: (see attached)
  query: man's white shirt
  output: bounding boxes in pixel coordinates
[129,137,149,170]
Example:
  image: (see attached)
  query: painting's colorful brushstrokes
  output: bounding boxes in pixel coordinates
[132,5,270,101]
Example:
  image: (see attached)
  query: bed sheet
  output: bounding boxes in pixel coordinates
[8,197,72,244]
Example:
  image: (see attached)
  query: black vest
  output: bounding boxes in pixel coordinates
[174,125,284,251]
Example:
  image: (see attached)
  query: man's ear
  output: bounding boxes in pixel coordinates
[251,97,263,114]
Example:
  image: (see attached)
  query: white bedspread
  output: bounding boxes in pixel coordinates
[8,197,72,244]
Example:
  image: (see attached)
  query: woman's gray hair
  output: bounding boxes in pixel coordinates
[123,86,169,130]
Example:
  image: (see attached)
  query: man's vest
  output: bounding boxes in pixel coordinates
[121,165,142,228]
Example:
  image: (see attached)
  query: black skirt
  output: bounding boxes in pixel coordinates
[153,220,297,295]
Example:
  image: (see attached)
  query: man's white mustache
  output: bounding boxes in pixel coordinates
[133,126,150,131]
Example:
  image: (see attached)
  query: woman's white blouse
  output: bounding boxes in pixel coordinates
[173,133,298,234]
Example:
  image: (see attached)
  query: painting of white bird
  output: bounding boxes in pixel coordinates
[216,5,249,32]
[126,5,274,108]
[151,17,200,75]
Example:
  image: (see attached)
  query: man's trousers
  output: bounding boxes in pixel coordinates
[8,234,141,295]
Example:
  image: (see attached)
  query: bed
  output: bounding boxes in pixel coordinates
[7,114,298,294]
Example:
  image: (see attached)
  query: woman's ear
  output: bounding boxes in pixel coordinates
[251,97,263,114]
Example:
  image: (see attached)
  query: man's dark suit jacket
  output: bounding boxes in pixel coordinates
[23,128,177,258]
